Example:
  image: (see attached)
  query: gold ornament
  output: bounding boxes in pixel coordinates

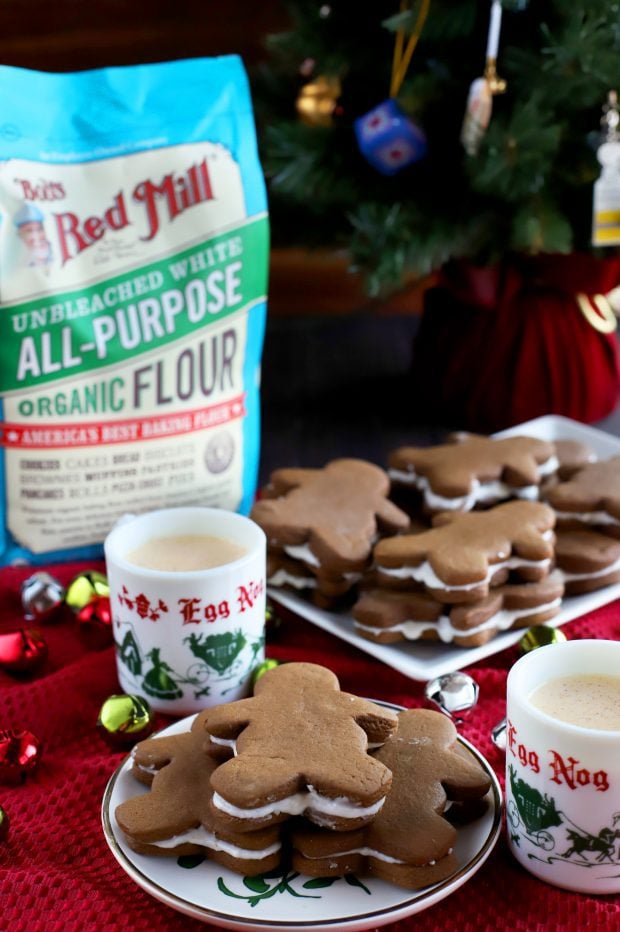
[65,570,109,612]
[0,804,9,842]
[484,58,506,96]
[576,293,617,334]
[518,625,567,655]
[97,694,154,748]
[296,76,341,127]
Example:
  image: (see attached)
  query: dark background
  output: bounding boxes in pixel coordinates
[1,0,619,486]
[0,1,285,72]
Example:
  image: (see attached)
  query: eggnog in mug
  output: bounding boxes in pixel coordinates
[125,534,247,572]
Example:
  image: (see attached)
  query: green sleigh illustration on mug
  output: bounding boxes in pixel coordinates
[115,623,264,700]
[507,765,620,869]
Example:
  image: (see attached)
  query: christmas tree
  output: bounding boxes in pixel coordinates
[255,0,620,296]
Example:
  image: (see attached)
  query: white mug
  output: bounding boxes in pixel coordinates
[505,639,620,894]
[104,507,266,715]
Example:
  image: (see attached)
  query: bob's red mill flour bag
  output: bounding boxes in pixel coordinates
[0,57,269,565]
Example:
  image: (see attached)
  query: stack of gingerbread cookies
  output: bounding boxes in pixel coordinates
[115,662,491,888]
[252,433,620,649]
[360,434,564,647]
[252,458,410,609]
[545,455,620,595]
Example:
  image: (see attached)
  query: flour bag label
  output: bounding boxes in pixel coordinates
[0,57,269,564]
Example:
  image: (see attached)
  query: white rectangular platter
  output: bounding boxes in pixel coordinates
[269,415,620,681]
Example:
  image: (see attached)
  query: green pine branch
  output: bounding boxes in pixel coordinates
[252,0,620,292]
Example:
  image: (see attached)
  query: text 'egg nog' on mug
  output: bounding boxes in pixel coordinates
[505,639,620,894]
[104,507,266,714]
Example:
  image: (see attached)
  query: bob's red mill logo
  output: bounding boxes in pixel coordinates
[25,159,214,264]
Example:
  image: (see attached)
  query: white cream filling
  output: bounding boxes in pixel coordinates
[389,455,558,511]
[212,785,385,823]
[301,845,453,867]
[210,735,238,754]
[130,749,160,776]
[305,846,406,865]
[376,555,551,591]
[554,509,620,527]
[284,544,321,567]
[268,568,317,589]
[150,825,281,859]
[559,554,620,582]
[354,597,562,643]
[283,543,370,577]
[134,762,159,775]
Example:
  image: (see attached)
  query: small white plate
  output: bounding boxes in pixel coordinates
[269,416,620,682]
[102,707,502,931]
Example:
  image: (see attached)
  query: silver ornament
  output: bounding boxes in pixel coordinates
[491,717,507,751]
[425,670,479,721]
[21,571,66,622]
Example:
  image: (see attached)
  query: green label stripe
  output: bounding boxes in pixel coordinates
[0,215,268,393]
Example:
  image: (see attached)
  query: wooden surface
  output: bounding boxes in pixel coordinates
[269,247,434,316]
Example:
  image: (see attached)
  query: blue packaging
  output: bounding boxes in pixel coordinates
[0,57,269,565]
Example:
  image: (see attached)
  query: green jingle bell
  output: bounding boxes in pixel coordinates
[251,658,281,688]
[265,601,283,636]
[65,571,110,612]
[0,804,9,842]
[519,625,567,655]
[97,694,154,748]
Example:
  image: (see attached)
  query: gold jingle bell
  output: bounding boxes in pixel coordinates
[296,76,342,127]
[65,570,110,612]
[518,625,567,655]
[97,694,154,748]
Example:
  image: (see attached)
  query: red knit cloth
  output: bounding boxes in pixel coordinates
[1,561,619,931]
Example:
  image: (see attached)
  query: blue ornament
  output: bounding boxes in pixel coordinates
[354,98,427,175]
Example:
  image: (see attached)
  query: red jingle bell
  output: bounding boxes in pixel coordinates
[0,729,42,784]
[0,629,48,675]
[76,596,114,650]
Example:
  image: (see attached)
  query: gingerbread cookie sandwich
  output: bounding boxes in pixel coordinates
[552,439,597,481]
[352,574,564,648]
[266,552,364,610]
[115,723,282,874]
[388,434,558,514]
[251,459,409,595]
[554,529,620,595]
[545,456,620,538]
[373,500,555,603]
[201,661,398,832]
[291,708,491,889]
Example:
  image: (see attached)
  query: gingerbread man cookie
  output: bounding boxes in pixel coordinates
[202,662,398,831]
[353,573,564,648]
[388,434,557,513]
[251,459,409,574]
[115,717,282,874]
[554,528,620,594]
[291,709,492,889]
[545,456,620,538]
[374,500,555,602]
